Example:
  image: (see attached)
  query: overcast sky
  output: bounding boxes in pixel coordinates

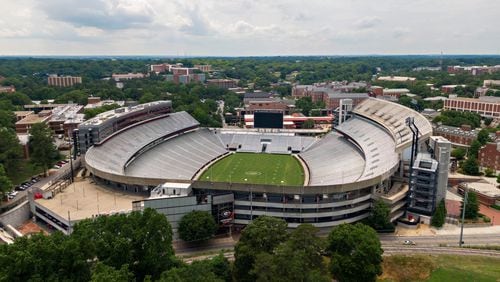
[0,0,499,56]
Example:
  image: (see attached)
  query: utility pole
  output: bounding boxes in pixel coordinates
[459,190,468,247]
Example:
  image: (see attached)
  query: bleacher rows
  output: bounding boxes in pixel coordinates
[353,98,432,147]
[299,133,365,185]
[125,129,227,180]
[336,117,399,181]
[217,133,316,153]
[85,112,199,174]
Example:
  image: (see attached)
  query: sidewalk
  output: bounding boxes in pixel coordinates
[435,224,500,235]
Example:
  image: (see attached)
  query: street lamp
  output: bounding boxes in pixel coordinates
[459,188,469,247]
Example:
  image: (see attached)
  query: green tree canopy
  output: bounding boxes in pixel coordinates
[91,263,133,282]
[178,210,217,242]
[0,127,23,177]
[71,208,176,281]
[0,164,13,198]
[29,123,59,175]
[296,96,314,116]
[451,148,466,160]
[431,199,447,228]
[365,199,394,231]
[461,191,479,220]
[477,129,491,145]
[327,223,383,282]
[233,216,289,282]
[159,253,231,282]
[462,157,480,176]
[252,224,329,282]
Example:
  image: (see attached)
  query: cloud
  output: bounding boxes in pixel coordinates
[1,0,500,56]
[355,17,382,29]
[177,6,215,36]
[37,0,155,30]
[393,28,410,39]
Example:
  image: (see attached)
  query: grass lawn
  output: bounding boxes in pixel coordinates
[379,254,500,282]
[200,153,304,186]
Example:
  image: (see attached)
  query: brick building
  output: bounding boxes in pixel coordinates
[15,110,52,134]
[0,85,16,93]
[193,64,212,72]
[47,75,82,87]
[478,141,500,170]
[447,65,500,76]
[292,85,369,110]
[112,73,145,81]
[444,96,500,118]
[207,79,238,89]
[433,125,479,146]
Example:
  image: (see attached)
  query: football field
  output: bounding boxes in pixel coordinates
[200,153,304,186]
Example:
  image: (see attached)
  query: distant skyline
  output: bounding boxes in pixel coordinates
[1,0,499,56]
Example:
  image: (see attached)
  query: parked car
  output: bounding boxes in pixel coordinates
[53,165,61,169]
[403,240,416,245]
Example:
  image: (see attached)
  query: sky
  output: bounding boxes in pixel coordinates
[0,0,499,56]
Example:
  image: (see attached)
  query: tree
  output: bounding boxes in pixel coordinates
[431,199,447,228]
[296,96,314,116]
[0,164,13,198]
[462,157,480,176]
[302,119,315,129]
[451,148,466,160]
[0,209,176,281]
[469,140,482,158]
[484,167,496,177]
[252,224,329,282]
[91,263,133,282]
[139,92,156,104]
[233,216,288,282]
[461,191,479,220]
[497,174,500,184]
[178,210,217,242]
[71,208,176,281]
[365,199,393,231]
[0,127,23,176]
[477,129,491,145]
[29,123,59,176]
[327,223,383,282]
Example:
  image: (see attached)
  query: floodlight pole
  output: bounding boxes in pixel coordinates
[459,189,468,247]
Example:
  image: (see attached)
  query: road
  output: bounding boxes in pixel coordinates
[175,232,500,258]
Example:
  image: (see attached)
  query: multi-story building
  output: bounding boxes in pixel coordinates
[448,65,500,76]
[166,67,205,84]
[433,125,479,146]
[478,133,500,170]
[48,105,85,137]
[408,136,451,215]
[292,85,369,110]
[440,85,465,94]
[193,64,212,72]
[443,96,500,118]
[207,79,239,89]
[377,76,416,83]
[75,101,172,153]
[0,85,16,93]
[47,75,82,87]
[111,73,145,81]
[371,88,410,99]
[483,80,500,87]
[15,110,52,134]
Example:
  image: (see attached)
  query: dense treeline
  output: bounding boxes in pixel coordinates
[0,212,384,282]
[433,110,482,128]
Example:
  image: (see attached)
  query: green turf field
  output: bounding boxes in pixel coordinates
[200,153,304,186]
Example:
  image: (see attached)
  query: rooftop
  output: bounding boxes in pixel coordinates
[79,100,171,127]
[36,180,144,221]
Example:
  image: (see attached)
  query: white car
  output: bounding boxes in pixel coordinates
[403,240,416,245]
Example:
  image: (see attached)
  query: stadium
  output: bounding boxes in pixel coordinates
[33,98,448,233]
